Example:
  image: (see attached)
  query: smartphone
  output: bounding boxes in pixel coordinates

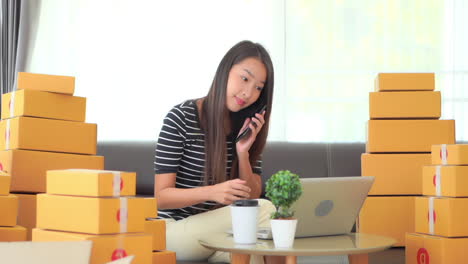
[235,105,267,143]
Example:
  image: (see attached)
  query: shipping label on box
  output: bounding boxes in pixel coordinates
[17,72,75,95]
[406,233,468,264]
[369,91,441,119]
[0,149,104,193]
[32,229,152,264]
[0,117,97,155]
[423,165,468,197]
[366,120,455,153]
[432,144,468,165]
[145,219,166,251]
[358,196,415,246]
[375,73,435,91]
[37,194,146,234]
[0,226,27,242]
[361,153,431,195]
[415,196,468,237]
[1,90,86,122]
[47,169,136,197]
[0,194,18,226]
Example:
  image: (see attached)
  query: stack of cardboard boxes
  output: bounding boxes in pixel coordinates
[145,217,176,263]
[0,72,104,239]
[406,144,468,263]
[359,73,455,247]
[0,172,26,241]
[32,169,155,263]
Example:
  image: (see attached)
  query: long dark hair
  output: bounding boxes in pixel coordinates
[200,40,274,186]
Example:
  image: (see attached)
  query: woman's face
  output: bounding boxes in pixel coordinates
[225,57,267,112]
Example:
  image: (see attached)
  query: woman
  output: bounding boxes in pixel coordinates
[154,40,281,263]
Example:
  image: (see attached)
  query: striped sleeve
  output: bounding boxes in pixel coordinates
[252,157,262,175]
[154,106,186,174]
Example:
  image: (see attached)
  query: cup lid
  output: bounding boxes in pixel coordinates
[233,199,258,207]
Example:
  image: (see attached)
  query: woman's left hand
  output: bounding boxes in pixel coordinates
[236,111,266,155]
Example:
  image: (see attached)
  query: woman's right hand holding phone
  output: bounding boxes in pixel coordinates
[209,179,251,205]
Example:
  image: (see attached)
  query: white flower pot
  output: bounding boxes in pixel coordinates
[270,219,297,248]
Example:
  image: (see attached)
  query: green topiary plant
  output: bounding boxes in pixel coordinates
[265,170,303,219]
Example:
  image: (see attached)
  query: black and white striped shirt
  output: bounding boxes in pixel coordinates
[155,99,262,220]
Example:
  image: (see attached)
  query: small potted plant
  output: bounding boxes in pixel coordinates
[265,170,303,248]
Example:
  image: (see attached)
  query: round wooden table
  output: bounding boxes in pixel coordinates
[199,232,396,264]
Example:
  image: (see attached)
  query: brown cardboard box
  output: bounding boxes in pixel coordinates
[144,219,166,251]
[37,194,146,234]
[0,149,104,193]
[17,72,75,95]
[1,90,86,122]
[143,197,157,218]
[432,144,468,165]
[366,120,455,153]
[0,226,27,242]
[0,173,11,195]
[152,251,176,264]
[0,117,97,155]
[47,169,136,197]
[358,196,415,246]
[32,229,152,264]
[369,91,441,119]
[375,73,435,91]
[15,193,37,240]
[406,233,468,264]
[415,196,468,237]
[361,153,431,195]
[423,165,468,197]
[0,194,18,226]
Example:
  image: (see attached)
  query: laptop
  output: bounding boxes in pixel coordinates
[256,176,374,239]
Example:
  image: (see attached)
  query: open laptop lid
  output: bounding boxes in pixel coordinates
[292,176,374,238]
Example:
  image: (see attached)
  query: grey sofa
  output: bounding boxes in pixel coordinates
[97,141,404,264]
[97,141,366,196]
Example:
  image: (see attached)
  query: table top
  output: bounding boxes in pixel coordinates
[199,232,396,256]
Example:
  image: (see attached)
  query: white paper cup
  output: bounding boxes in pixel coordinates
[231,199,259,244]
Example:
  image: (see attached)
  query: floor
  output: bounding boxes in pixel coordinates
[178,247,405,264]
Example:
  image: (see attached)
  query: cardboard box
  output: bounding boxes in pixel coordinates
[143,197,157,218]
[0,240,92,264]
[375,73,435,91]
[366,120,455,153]
[361,153,431,195]
[0,116,97,155]
[32,229,152,264]
[0,194,18,226]
[406,233,468,264]
[17,72,75,95]
[37,194,146,234]
[0,173,10,195]
[0,149,104,193]
[358,196,415,246]
[15,193,37,240]
[1,90,86,122]
[415,196,468,237]
[423,165,468,197]
[369,91,441,119]
[432,144,468,165]
[152,251,176,264]
[145,219,166,251]
[47,169,136,197]
[0,226,27,241]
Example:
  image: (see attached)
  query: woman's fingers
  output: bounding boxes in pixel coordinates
[230,180,251,193]
[230,189,250,199]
